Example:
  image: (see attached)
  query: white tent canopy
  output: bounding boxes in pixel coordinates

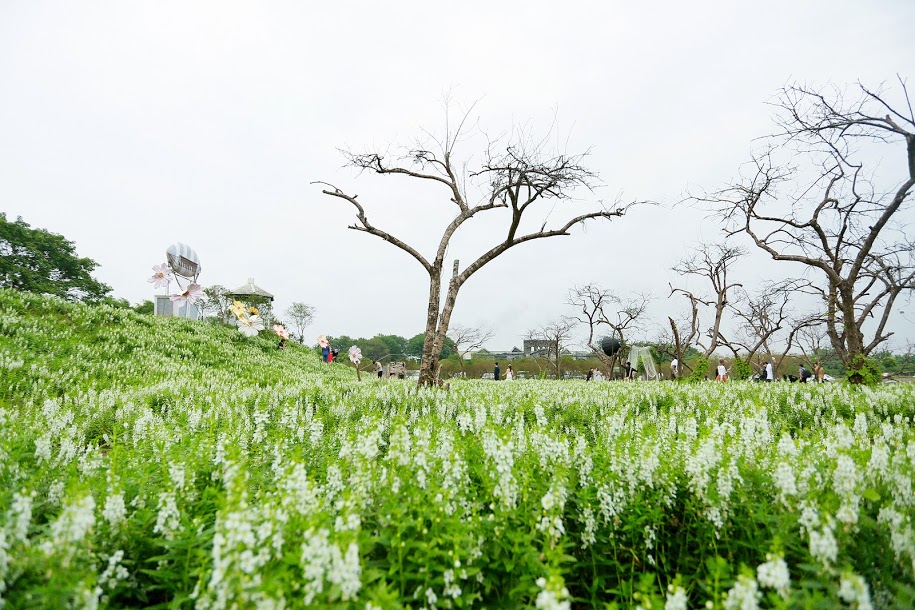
[626,346,659,380]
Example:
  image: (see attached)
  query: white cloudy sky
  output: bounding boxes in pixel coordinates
[2,0,914,351]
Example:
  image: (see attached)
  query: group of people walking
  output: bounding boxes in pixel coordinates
[712,357,827,382]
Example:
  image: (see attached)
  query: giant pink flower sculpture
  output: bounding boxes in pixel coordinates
[317,335,329,348]
[348,346,362,364]
[273,324,289,340]
[169,283,204,306]
[148,263,174,289]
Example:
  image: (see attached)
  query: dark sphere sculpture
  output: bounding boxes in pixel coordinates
[601,336,621,357]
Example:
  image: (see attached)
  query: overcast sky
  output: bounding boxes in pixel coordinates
[2,0,914,352]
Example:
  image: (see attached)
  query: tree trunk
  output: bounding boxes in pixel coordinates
[669,317,682,380]
[837,285,867,382]
[418,271,443,386]
[418,274,461,386]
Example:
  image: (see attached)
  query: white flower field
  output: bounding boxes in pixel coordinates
[1,290,913,608]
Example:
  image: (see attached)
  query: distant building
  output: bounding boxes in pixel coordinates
[472,344,593,361]
[479,347,525,361]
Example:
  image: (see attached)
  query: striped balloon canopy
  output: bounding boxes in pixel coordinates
[166,242,202,280]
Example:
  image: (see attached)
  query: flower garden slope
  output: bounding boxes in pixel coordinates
[1,289,914,608]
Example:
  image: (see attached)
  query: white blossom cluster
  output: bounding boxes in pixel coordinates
[2,291,915,607]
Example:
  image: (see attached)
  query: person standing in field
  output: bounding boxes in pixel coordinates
[765,357,775,382]
[375,360,383,378]
[494,362,500,381]
[505,365,514,381]
[716,358,728,382]
[815,361,825,383]
[799,364,812,383]
[670,358,678,379]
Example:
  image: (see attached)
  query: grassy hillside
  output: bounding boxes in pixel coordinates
[1,289,914,609]
[0,288,346,401]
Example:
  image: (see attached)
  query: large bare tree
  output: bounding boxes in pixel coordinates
[701,79,915,378]
[316,106,636,385]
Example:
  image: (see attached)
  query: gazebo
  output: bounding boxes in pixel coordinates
[228,278,274,302]
[228,278,275,322]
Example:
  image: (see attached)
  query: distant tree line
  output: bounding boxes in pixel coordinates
[325,333,456,364]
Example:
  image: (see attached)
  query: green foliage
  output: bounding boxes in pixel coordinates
[0,212,111,302]
[201,284,231,320]
[845,355,882,385]
[284,301,316,342]
[326,332,455,363]
[687,357,710,382]
[730,358,753,381]
[133,299,154,315]
[406,333,456,359]
[405,333,425,358]
[100,296,131,309]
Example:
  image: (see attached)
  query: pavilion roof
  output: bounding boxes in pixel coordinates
[229,278,274,300]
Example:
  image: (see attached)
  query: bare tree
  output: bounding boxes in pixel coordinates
[568,283,651,377]
[662,285,703,378]
[285,302,316,343]
[670,243,744,357]
[724,280,821,374]
[797,319,829,367]
[525,318,576,379]
[700,79,915,379]
[316,104,638,385]
[448,323,495,375]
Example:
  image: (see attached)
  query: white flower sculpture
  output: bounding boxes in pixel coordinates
[148,263,174,289]
[348,346,362,364]
[169,283,204,306]
[237,313,265,337]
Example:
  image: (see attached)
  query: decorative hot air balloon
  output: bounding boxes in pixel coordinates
[601,336,621,358]
[165,242,202,281]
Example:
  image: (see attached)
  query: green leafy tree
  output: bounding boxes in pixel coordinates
[374,334,408,358]
[406,333,425,359]
[688,358,710,382]
[0,213,111,302]
[328,335,358,350]
[101,296,131,309]
[285,302,316,343]
[361,337,391,362]
[133,300,154,315]
[407,333,456,360]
